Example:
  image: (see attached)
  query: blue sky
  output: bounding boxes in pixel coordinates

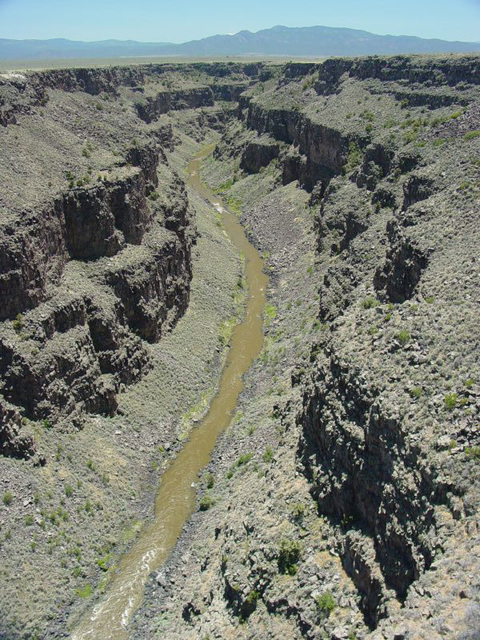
[0,0,479,43]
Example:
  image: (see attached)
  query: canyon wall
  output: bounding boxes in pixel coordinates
[129,54,480,640]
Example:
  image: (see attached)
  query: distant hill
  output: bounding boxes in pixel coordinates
[1,25,480,60]
[0,38,172,60]
[162,25,480,57]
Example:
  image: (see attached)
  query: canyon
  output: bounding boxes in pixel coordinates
[0,54,479,640]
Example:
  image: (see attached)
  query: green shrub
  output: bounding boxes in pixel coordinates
[464,130,480,141]
[403,130,418,144]
[238,589,260,622]
[245,590,259,605]
[25,515,34,526]
[278,539,301,575]
[465,446,480,460]
[264,305,277,327]
[217,178,234,192]
[411,387,423,399]
[12,313,23,332]
[97,554,112,571]
[465,379,474,389]
[199,494,215,511]
[316,591,336,616]
[3,491,13,506]
[362,296,379,309]
[343,142,363,174]
[227,453,253,479]
[76,584,92,598]
[444,393,458,410]
[205,473,215,489]
[237,453,253,466]
[65,485,74,498]
[226,195,242,215]
[361,110,375,122]
[396,330,410,346]
[262,447,274,463]
[291,502,306,523]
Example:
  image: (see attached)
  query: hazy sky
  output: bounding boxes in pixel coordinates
[0,0,479,43]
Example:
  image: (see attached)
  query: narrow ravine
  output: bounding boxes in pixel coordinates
[70,145,268,640]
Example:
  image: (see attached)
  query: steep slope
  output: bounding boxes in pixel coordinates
[0,67,197,450]
[130,55,480,640]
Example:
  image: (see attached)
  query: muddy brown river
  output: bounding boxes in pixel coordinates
[71,145,268,639]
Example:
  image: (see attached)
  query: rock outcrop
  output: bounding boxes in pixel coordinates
[245,103,349,188]
[240,138,280,174]
[0,398,36,460]
[135,87,215,123]
[0,71,197,454]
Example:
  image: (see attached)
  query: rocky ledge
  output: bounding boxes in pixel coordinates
[0,70,200,458]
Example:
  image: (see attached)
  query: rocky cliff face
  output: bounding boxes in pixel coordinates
[299,356,439,624]
[293,56,480,634]
[244,102,348,188]
[0,60,267,460]
[0,70,199,459]
[135,87,215,123]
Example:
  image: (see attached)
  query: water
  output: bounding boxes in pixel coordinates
[71,144,268,639]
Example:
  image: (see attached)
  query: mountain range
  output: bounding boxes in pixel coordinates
[1,25,480,60]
